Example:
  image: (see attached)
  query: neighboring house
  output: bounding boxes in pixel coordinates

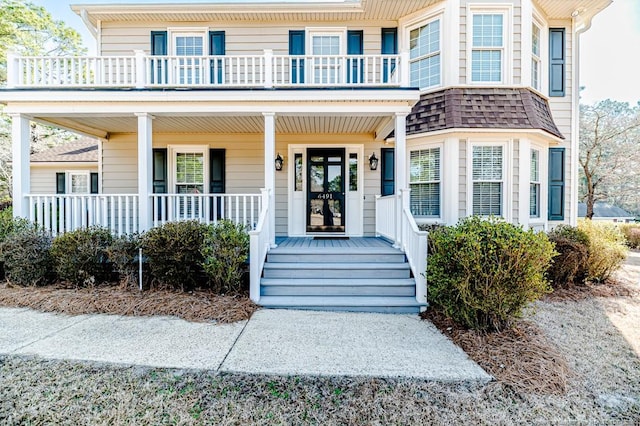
[30,138,100,195]
[578,202,636,223]
[1,0,609,311]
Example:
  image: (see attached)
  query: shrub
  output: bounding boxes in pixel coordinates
[141,220,208,290]
[427,216,555,331]
[546,225,590,287]
[618,223,640,249]
[51,227,114,286]
[0,227,54,286]
[201,220,250,294]
[578,220,627,282]
[107,233,141,287]
[0,208,32,278]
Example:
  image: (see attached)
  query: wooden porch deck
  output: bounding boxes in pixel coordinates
[274,237,393,250]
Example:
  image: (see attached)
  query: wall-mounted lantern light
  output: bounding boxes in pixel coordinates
[369,152,379,171]
[275,153,284,171]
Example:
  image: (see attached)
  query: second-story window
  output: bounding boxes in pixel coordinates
[310,32,342,84]
[408,18,441,89]
[471,14,504,82]
[531,23,541,91]
[173,33,204,85]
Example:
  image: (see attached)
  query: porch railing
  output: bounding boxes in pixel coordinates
[375,190,428,307]
[249,188,271,303]
[150,193,262,229]
[27,194,139,236]
[7,51,407,89]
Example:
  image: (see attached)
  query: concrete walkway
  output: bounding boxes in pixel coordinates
[0,307,491,382]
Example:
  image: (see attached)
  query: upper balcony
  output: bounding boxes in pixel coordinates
[5,50,408,90]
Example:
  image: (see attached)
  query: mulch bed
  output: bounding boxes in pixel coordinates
[543,279,638,302]
[423,309,571,395]
[0,282,257,324]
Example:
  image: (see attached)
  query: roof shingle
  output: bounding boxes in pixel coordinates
[30,138,99,163]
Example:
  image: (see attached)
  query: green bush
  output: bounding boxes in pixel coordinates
[107,233,141,287]
[427,216,555,331]
[51,227,114,286]
[618,223,640,249]
[202,220,250,294]
[546,225,590,287]
[141,220,208,290]
[0,208,32,278]
[0,227,54,286]
[578,220,627,282]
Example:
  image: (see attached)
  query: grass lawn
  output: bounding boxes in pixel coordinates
[1,257,639,424]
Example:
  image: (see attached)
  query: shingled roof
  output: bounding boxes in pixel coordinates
[30,138,99,163]
[404,87,564,139]
[578,202,635,219]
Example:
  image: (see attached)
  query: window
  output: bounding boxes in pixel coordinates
[530,149,540,218]
[349,153,358,191]
[69,172,89,194]
[173,33,204,84]
[175,152,204,194]
[471,13,504,82]
[531,23,541,91]
[409,18,441,89]
[310,32,342,84]
[472,145,503,216]
[295,153,303,191]
[410,148,440,217]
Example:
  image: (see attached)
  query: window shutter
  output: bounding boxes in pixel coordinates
[548,147,565,220]
[152,148,167,194]
[90,173,99,194]
[56,173,66,194]
[150,31,167,84]
[549,28,565,97]
[209,149,225,194]
[381,148,395,196]
[347,30,364,84]
[289,30,305,84]
[208,31,226,84]
[381,28,397,83]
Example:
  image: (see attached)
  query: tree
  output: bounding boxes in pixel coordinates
[0,1,86,200]
[579,100,640,218]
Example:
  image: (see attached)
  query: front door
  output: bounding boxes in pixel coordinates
[307,148,345,233]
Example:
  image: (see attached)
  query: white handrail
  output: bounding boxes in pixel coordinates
[249,188,271,303]
[374,194,398,241]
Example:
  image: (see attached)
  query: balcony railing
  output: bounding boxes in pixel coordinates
[6,50,408,89]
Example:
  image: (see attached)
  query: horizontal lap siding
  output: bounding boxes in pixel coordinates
[30,165,99,194]
[458,139,467,218]
[512,139,519,223]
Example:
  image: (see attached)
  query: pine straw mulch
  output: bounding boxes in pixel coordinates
[0,282,258,324]
[422,309,571,395]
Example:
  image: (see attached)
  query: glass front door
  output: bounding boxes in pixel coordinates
[307,148,345,233]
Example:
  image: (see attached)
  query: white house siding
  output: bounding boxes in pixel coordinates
[30,165,99,194]
[100,20,397,57]
[458,138,467,218]
[512,138,520,223]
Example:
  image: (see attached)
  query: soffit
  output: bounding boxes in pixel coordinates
[72,0,442,25]
[39,114,388,136]
[535,0,611,21]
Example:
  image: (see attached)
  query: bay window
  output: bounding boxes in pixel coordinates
[471,13,505,83]
[408,18,441,89]
[472,145,503,216]
[530,149,541,218]
[410,147,441,217]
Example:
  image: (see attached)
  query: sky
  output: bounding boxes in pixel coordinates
[32,0,640,106]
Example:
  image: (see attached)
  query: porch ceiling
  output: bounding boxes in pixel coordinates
[38,114,390,137]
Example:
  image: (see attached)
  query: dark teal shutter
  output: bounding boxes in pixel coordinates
[90,173,99,194]
[347,30,364,84]
[549,28,565,97]
[289,30,305,84]
[548,148,565,220]
[381,28,397,83]
[152,149,167,194]
[381,148,395,196]
[209,31,226,84]
[150,31,167,84]
[56,173,66,194]
[209,149,225,220]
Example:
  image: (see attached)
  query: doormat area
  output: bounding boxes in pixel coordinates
[312,236,350,240]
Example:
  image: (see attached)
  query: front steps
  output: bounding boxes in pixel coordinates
[258,240,425,313]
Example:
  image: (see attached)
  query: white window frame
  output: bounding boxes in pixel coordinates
[531,22,542,91]
[168,28,208,85]
[528,141,548,226]
[67,171,90,194]
[531,9,548,94]
[168,145,209,195]
[406,15,443,90]
[467,5,512,85]
[530,148,541,218]
[306,27,347,85]
[409,143,443,219]
[467,140,510,219]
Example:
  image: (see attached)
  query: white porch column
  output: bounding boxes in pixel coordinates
[263,112,277,247]
[395,112,408,247]
[136,113,154,231]
[10,114,30,219]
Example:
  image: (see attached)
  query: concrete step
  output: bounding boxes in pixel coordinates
[262,262,411,279]
[258,295,425,314]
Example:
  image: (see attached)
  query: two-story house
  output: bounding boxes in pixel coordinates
[2,0,609,312]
